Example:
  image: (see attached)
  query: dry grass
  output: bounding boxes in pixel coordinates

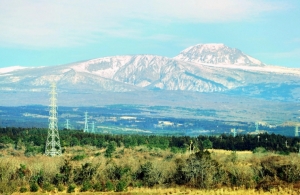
[3,146,300,195]
[11,187,300,195]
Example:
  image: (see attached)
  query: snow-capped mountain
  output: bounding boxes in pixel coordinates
[0,43,300,105]
[174,43,264,66]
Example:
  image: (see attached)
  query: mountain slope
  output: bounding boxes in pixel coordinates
[0,43,299,104]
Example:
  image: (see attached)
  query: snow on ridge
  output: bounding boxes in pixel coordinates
[68,55,171,79]
[85,55,133,64]
[246,55,263,65]
[180,43,225,53]
[197,62,300,75]
[0,66,28,74]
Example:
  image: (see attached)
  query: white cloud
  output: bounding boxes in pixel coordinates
[0,0,289,48]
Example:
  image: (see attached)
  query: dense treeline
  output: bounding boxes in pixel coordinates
[0,127,299,154]
[1,127,300,193]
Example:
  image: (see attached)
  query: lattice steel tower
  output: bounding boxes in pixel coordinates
[255,122,259,133]
[65,119,70,130]
[232,128,237,137]
[91,121,95,133]
[84,112,89,132]
[45,83,62,156]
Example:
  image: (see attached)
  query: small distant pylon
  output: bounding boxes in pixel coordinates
[90,121,95,133]
[84,112,89,133]
[189,140,193,154]
[231,128,236,137]
[255,122,259,133]
[65,119,70,130]
[45,83,62,156]
[295,126,299,137]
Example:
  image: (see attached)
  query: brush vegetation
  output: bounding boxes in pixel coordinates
[0,127,300,194]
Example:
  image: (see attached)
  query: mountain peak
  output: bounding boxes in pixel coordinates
[174,43,264,66]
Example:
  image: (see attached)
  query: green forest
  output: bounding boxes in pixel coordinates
[1,127,299,154]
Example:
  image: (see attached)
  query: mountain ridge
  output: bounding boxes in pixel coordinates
[0,43,299,104]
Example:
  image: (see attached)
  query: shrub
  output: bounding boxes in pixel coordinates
[43,182,54,192]
[253,147,267,153]
[72,154,86,161]
[19,186,27,193]
[73,163,97,185]
[80,181,92,192]
[133,181,143,188]
[53,160,73,185]
[57,184,65,192]
[105,180,114,191]
[67,183,76,193]
[116,180,127,192]
[171,147,179,153]
[16,164,31,179]
[30,170,45,187]
[136,162,157,187]
[30,183,39,192]
[105,141,116,158]
[93,182,103,191]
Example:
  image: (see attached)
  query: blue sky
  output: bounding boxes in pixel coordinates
[0,0,299,68]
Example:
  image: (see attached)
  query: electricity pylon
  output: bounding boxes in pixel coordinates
[65,119,70,130]
[255,122,259,133]
[84,112,89,132]
[189,140,193,154]
[231,128,236,137]
[295,126,299,137]
[90,121,95,133]
[45,83,62,156]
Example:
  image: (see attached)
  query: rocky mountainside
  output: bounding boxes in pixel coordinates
[0,44,300,105]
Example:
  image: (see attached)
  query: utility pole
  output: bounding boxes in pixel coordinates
[84,112,89,133]
[45,83,62,156]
